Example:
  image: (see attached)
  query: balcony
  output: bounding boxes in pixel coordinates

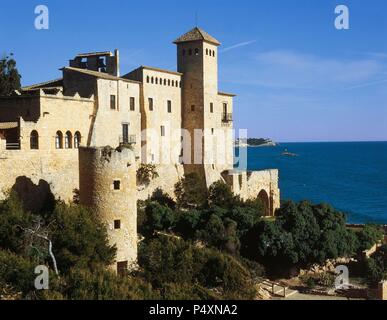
[119,134,137,145]
[222,113,233,123]
[6,142,20,150]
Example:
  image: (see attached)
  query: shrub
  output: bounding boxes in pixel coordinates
[356,225,384,252]
[137,164,159,186]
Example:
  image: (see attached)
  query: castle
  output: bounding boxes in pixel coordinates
[0,27,280,273]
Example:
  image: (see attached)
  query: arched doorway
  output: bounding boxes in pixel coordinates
[258,189,271,217]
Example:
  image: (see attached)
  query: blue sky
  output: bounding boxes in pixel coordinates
[1,0,387,142]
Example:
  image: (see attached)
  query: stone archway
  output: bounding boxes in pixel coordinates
[258,189,271,217]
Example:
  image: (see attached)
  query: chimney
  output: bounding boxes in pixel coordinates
[114,49,120,77]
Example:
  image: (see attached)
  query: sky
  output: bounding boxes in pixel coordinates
[1,0,387,142]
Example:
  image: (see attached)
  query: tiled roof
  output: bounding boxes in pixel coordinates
[61,67,141,84]
[141,66,183,76]
[173,27,221,46]
[219,91,236,97]
[22,78,63,90]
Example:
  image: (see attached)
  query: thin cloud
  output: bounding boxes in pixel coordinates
[220,40,256,53]
[344,78,387,90]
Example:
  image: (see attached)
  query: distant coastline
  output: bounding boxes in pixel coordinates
[235,138,277,148]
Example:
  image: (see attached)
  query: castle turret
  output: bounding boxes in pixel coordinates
[174,27,234,186]
[79,146,137,274]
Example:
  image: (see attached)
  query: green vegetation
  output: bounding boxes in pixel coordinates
[0,176,385,300]
[136,164,159,186]
[0,53,21,96]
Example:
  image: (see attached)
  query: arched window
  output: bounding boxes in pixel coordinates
[30,130,39,150]
[164,79,167,86]
[155,78,158,84]
[151,77,154,84]
[74,131,81,149]
[65,131,72,149]
[55,131,63,149]
[195,48,199,55]
[168,79,171,86]
[206,49,208,55]
[171,80,175,87]
[159,78,162,85]
[146,76,150,83]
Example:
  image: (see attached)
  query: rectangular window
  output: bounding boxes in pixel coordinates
[122,124,129,143]
[114,220,121,229]
[113,180,121,190]
[167,100,172,113]
[130,97,135,111]
[148,98,154,111]
[117,261,128,276]
[223,103,228,114]
[210,103,214,113]
[161,126,165,137]
[110,95,116,110]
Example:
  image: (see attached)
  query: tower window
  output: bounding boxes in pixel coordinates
[110,95,116,110]
[168,79,171,86]
[117,261,128,276]
[148,98,154,111]
[30,130,39,150]
[210,103,214,113]
[195,48,199,55]
[161,126,165,137]
[191,105,195,112]
[151,77,154,84]
[114,220,121,229]
[164,79,167,86]
[113,180,121,190]
[167,100,172,113]
[155,78,158,84]
[130,97,135,111]
[146,76,150,83]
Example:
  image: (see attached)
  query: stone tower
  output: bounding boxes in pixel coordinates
[78,146,137,274]
[174,27,233,186]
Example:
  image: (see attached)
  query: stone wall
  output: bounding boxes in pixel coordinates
[0,91,95,207]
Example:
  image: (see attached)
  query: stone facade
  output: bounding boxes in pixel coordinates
[0,27,281,272]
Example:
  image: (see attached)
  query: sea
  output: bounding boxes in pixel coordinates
[236,142,387,224]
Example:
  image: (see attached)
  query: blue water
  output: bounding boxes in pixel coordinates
[237,142,387,224]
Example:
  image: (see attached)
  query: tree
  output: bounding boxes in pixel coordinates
[208,181,235,209]
[356,225,384,252]
[174,173,208,208]
[140,202,176,236]
[48,203,116,273]
[0,53,21,96]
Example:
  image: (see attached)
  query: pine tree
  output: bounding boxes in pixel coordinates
[0,53,21,96]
